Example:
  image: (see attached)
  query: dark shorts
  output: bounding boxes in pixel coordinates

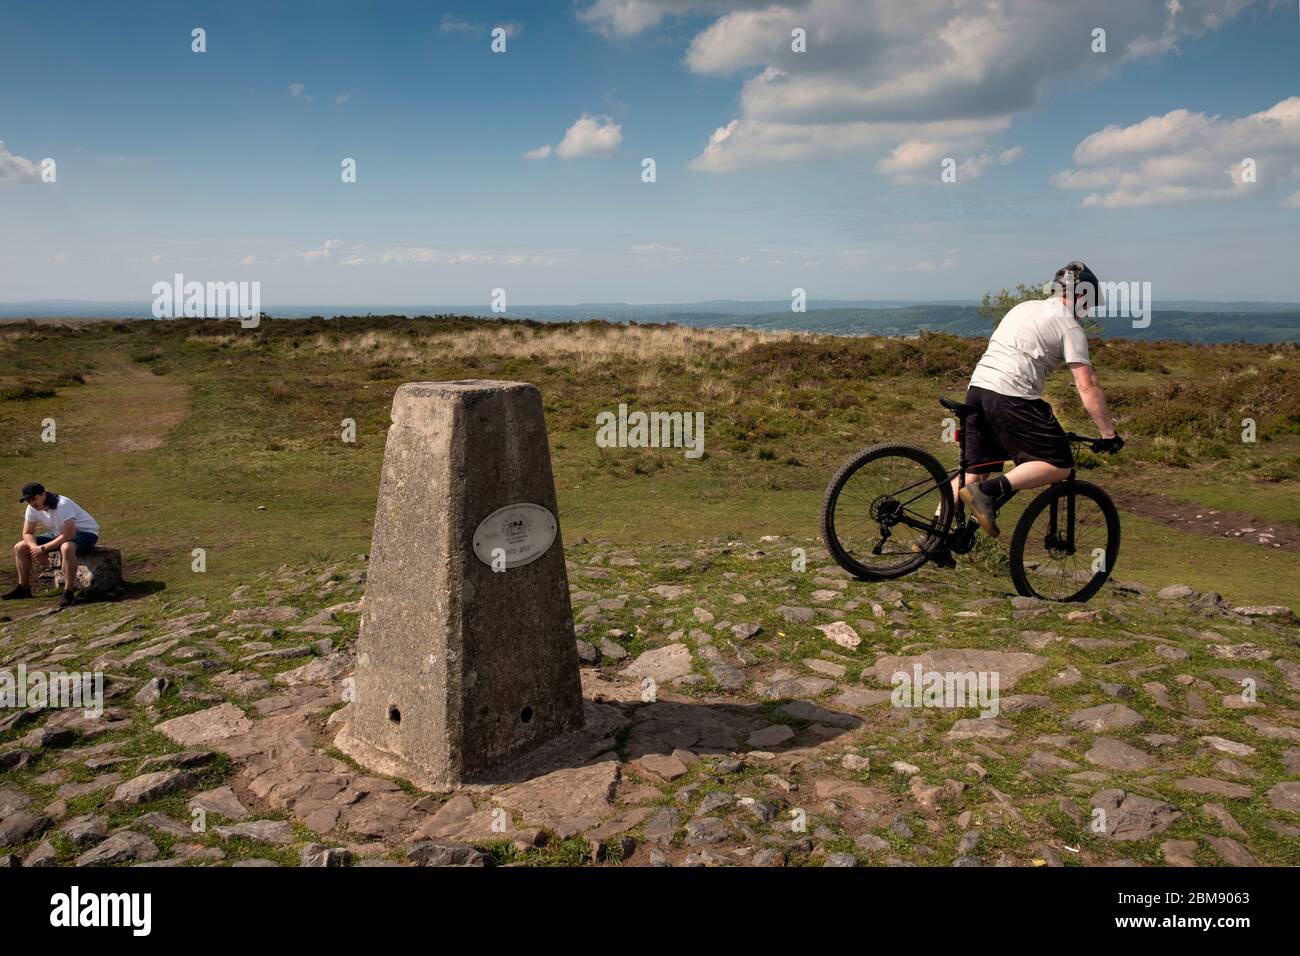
[35,531,99,556]
[962,385,1073,473]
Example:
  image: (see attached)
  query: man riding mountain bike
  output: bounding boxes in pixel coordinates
[950,261,1123,549]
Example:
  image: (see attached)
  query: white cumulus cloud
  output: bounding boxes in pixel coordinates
[556,114,623,158]
[580,0,1260,174]
[0,140,40,182]
[1051,97,1300,207]
[527,114,623,160]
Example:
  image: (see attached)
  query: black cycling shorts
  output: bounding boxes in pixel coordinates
[961,385,1073,473]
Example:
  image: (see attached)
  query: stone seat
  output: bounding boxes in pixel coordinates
[38,546,125,595]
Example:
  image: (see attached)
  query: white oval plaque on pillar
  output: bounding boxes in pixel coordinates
[473,502,558,569]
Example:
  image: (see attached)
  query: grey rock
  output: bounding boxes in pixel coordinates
[24,842,59,867]
[1267,781,1300,813]
[214,819,296,845]
[777,606,816,624]
[0,811,51,847]
[404,840,489,867]
[133,676,170,706]
[60,814,108,846]
[1085,738,1157,771]
[1067,703,1143,732]
[708,663,747,691]
[189,785,250,821]
[684,817,731,845]
[76,831,159,866]
[1090,789,1182,841]
[111,769,198,806]
[300,843,351,867]
[598,638,628,661]
[642,807,678,845]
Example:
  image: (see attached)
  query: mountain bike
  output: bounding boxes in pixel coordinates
[820,396,1121,602]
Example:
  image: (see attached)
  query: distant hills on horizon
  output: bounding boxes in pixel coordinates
[2,298,1297,344]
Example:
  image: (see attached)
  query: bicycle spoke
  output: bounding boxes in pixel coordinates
[829,449,947,575]
[1019,490,1113,600]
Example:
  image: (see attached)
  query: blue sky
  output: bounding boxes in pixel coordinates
[1,0,1298,306]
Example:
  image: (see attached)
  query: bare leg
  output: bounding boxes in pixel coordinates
[59,541,79,593]
[13,541,32,587]
[1004,460,1071,492]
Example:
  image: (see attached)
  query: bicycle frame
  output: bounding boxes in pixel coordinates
[875,408,1095,559]
[931,411,1084,557]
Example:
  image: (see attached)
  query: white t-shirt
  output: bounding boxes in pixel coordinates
[24,495,100,536]
[969,297,1092,400]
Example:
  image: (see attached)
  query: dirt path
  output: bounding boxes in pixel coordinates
[63,350,189,454]
[1111,483,1300,554]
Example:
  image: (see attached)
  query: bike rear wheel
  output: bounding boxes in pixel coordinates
[1008,480,1120,602]
[821,443,953,580]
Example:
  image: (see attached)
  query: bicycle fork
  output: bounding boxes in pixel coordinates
[1044,473,1078,555]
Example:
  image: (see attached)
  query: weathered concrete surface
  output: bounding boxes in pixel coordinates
[336,381,584,790]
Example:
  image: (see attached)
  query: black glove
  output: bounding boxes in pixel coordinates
[1094,435,1124,454]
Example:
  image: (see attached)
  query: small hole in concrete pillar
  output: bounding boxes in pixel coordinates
[520,706,533,724]
[388,706,401,725]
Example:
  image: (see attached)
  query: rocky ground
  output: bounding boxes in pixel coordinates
[1,538,1298,867]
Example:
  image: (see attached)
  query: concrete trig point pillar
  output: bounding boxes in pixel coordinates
[336,380,584,790]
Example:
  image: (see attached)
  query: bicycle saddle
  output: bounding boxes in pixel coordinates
[939,396,979,418]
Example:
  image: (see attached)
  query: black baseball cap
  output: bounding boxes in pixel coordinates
[19,482,44,502]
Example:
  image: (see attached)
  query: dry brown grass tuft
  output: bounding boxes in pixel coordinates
[307,322,815,369]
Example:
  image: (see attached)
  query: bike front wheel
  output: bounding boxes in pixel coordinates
[1008,480,1120,602]
[821,442,953,580]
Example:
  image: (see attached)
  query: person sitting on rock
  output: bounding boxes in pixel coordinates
[4,482,101,607]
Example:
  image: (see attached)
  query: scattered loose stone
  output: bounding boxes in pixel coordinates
[76,831,158,866]
[190,786,250,821]
[622,644,692,683]
[870,649,1045,689]
[1067,703,1144,732]
[946,719,1013,740]
[111,770,199,806]
[1201,736,1255,757]
[1161,839,1198,867]
[815,621,860,649]
[633,753,689,782]
[1203,835,1256,866]
[0,811,51,847]
[1085,738,1157,771]
[214,819,296,845]
[60,814,108,846]
[642,807,678,844]
[1090,789,1182,841]
[155,702,253,747]
[1266,781,1300,813]
[405,840,489,867]
[684,817,730,845]
[133,676,170,706]
[1173,777,1253,800]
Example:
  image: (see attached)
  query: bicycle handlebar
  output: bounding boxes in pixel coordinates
[1064,432,1121,454]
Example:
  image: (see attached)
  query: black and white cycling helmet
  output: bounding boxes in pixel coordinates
[1050,260,1102,316]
